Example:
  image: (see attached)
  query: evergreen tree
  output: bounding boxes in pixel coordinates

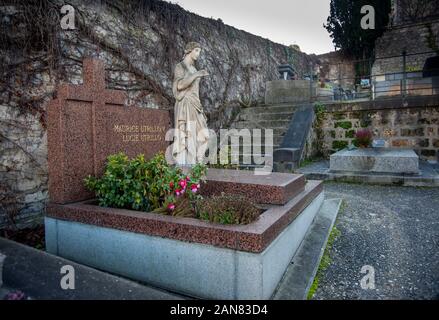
[324,0,391,59]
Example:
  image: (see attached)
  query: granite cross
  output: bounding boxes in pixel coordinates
[47,58,170,204]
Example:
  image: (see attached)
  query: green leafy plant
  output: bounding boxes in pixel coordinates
[84,152,206,212]
[85,152,263,225]
[195,194,262,225]
[313,102,327,157]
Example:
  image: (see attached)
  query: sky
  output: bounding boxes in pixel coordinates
[172,0,335,55]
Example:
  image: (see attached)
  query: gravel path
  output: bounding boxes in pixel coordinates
[313,183,439,300]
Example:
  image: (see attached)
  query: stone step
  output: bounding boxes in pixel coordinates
[231,119,292,129]
[201,168,306,205]
[223,140,282,149]
[239,103,312,115]
[273,148,302,173]
[227,154,273,166]
[220,135,284,145]
[234,164,267,171]
[237,112,295,121]
[230,125,288,136]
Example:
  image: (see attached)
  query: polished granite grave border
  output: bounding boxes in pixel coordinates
[200,168,306,205]
[46,180,322,253]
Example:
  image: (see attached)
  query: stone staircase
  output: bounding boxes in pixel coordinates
[226,102,313,170]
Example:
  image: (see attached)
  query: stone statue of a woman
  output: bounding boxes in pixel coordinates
[172,42,210,166]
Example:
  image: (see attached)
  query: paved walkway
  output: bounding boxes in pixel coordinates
[0,238,183,300]
[313,182,439,300]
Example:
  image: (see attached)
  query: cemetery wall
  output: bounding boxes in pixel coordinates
[317,51,356,89]
[372,20,439,77]
[0,0,317,227]
[317,97,439,160]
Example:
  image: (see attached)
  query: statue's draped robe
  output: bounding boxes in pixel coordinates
[172,61,209,165]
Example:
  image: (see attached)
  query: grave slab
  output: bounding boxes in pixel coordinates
[330,148,419,174]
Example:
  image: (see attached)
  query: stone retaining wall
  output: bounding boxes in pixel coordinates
[372,20,439,78]
[318,97,439,161]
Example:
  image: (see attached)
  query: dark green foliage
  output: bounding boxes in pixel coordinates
[324,0,391,58]
[345,130,356,138]
[196,194,262,225]
[313,102,327,157]
[332,140,349,150]
[84,152,205,212]
[335,121,352,129]
[84,152,261,225]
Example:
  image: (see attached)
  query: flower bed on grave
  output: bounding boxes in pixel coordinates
[84,152,263,225]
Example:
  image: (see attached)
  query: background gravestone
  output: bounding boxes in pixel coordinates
[47,58,171,204]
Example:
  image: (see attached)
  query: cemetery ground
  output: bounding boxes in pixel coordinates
[1,181,438,300]
[312,182,439,300]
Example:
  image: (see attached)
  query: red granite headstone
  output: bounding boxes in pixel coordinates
[47,58,171,204]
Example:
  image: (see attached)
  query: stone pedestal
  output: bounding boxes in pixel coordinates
[46,170,324,299]
[265,80,316,104]
[330,148,419,174]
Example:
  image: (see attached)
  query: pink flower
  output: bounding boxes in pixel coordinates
[196,183,200,189]
[167,203,175,211]
[175,187,184,196]
[179,179,187,189]
[185,176,191,181]
[169,181,174,189]
[190,184,198,193]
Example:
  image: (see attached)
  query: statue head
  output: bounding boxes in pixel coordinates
[184,41,202,61]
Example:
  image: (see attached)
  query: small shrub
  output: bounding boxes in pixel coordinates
[353,129,373,148]
[196,194,262,225]
[85,152,263,225]
[84,152,206,212]
[314,102,326,115]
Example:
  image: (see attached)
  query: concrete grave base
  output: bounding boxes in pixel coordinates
[330,148,419,174]
[45,193,324,300]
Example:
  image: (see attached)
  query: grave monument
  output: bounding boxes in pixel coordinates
[44,57,332,299]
